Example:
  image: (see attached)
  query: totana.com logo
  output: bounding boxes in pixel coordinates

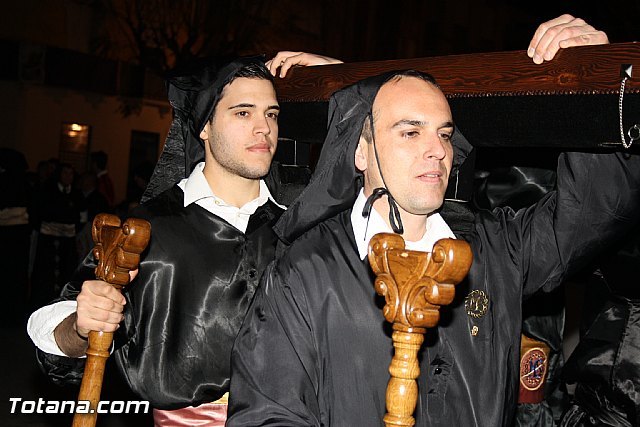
[9,398,149,414]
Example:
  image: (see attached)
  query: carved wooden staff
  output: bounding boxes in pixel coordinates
[368,233,472,427]
[72,213,151,427]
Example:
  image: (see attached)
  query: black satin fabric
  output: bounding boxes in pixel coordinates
[36,185,283,409]
[560,225,640,426]
[228,147,640,426]
[473,166,556,213]
[474,165,567,426]
[227,69,640,426]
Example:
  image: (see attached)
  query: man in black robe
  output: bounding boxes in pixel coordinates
[27,57,287,425]
[226,65,640,426]
[29,163,86,311]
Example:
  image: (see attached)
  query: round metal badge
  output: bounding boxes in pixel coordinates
[464,290,489,318]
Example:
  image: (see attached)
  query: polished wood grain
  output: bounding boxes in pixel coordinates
[275,42,640,102]
[72,213,151,427]
[368,234,472,427]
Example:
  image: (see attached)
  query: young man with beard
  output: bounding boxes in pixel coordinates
[28,57,284,426]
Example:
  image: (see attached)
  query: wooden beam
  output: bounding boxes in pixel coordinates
[275,42,640,102]
[274,43,640,152]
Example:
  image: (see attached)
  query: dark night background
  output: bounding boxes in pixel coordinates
[1,1,639,73]
[0,1,638,426]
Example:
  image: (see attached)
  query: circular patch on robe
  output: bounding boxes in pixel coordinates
[464,289,489,318]
[519,347,547,391]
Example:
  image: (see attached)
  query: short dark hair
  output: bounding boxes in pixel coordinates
[230,61,274,83]
[360,70,440,144]
[210,61,274,122]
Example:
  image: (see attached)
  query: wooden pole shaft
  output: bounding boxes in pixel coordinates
[384,329,425,427]
[69,214,150,427]
[72,331,114,427]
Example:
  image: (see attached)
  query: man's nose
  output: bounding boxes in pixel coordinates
[423,134,447,160]
[254,115,272,135]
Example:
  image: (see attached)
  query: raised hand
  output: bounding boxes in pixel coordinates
[266,51,343,77]
[528,14,609,64]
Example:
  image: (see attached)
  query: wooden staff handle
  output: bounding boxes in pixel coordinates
[72,213,150,427]
[368,233,472,427]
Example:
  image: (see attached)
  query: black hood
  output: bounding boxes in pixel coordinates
[274,70,474,245]
[142,55,266,203]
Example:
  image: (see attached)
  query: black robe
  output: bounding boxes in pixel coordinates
[227,150,640,426]
[36,184,283,409]
[560,223,640,426]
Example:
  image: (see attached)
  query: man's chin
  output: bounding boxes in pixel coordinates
[407,207,443,216]
[403,195,446,215]
[242,166,271,180]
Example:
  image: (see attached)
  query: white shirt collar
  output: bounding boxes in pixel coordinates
[177,162,284,232]
[350,189,456,260]
[180,162,282,207]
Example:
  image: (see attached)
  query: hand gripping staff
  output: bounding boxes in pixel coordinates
[72,213,151,427]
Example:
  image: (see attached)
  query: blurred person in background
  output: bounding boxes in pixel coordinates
[29,163,86,311]
[0,148,32,325]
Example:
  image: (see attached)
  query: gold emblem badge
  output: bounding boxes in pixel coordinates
[465,290,489,318]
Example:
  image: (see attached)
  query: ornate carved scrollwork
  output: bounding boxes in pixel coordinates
[368,233,472,427]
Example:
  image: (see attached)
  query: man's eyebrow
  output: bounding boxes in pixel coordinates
[228,103,280,110]
[391,119,454,128]
[228,103,255,110]
[392,119,425,128]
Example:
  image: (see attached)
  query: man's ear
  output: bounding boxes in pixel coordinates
[354,137,368,172]
[199,124,209,141]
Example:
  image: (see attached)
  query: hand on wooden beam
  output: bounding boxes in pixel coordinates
[528,14,609,64]
[266,51,343,78]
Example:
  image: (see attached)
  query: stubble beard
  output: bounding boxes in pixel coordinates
[396,181,447,216]
[406,194,445,215]
[209,131,272,180]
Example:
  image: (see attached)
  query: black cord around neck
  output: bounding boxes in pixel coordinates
[361,113,404,234]
[362,187,404,234]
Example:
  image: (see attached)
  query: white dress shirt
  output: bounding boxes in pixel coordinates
[27,162,282,356]
[350,189,456,260]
